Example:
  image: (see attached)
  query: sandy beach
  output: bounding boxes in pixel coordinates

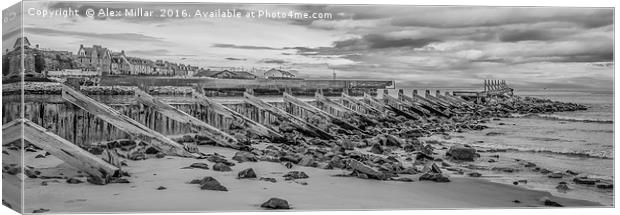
[4,144,600,213]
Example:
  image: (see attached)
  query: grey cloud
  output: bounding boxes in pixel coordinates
[25,27,165,42]
[499,29,557,42]
[258,58,288,64]
[225,57,246,61]
[212,43,282,50]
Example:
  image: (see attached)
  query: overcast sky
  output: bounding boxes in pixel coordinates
[4,1,614,90]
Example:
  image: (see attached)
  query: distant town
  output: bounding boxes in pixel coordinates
[2,37,300,85]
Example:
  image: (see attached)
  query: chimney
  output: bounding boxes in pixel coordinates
[121,50,125,55]
[80,44,83,49]
[35,44,39,49]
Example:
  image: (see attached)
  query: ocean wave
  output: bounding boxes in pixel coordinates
[513,113,613,124]
[473,144,613,159]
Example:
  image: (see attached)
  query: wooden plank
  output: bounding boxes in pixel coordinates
[434,90,461,107]
[398,93,447,118]
[446,92,476,106]
[61,85,196,158]
[3,119,120,184]
[378,94,420,120]
[341,92,383,115]
[243,92,334,140]
[134,89,241,149]
[190,90,284,140]
[381,92,428,118]
[283,92,364,132]
[424,90,452,108]
[412,90,446,109]
[363,93,417,120]
[315,92,380,127]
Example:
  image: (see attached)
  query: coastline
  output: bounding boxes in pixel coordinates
[9,144,601,213]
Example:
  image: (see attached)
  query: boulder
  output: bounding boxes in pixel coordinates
[237,168,257,179]
[283,171,309,180]
[556,183,569,192]
[596,183,613,189]
[419,173,450,182]
[189,162,210,170]
[347,159,385,180]
[260,177,277,183]
[573,177,599,185]
[547,172,563,178]
[199,177,228,191]
[298,155,315,167]
[66,178,84,184]
[422,162,442,174]
[232,151,258,163]
[446,145,476,161]
[212,163,232,172]
[260,198,290,209]
[468,172,482,177]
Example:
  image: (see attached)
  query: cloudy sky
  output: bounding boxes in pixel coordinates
[4,1,614,90]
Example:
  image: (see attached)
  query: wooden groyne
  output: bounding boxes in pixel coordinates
[3,79,532,185]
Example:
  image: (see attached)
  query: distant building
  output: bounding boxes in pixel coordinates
[76,44,111,74]
[264,68,295,79]
[3,37,45,78]
[126,56,155,75]
[110,51,131,75]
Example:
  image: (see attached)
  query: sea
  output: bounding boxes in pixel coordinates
[424,89,614,206]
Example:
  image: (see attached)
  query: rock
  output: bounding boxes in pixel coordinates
[197,177,228,191]
[212,163,232,172]
[32,208,50,213]
[110,178,131,184]
[260,177,277,183]
[596,183,613,189]
[419,173,450,182]
[34,154,46,159]
[369,144,384,154]
[66,178,84,184]
[295,181,308,186]
[283,162,294,169]
[565,170,579,175]
[513,181,519,185]
[513,200,521,204]
[422,162,442,174]
[260,197,290,209]
[206,155,235,166]
[573,177,599,185]
[232,151,258,163]
[485,132,503,136]
[541,198,563,207]
[237,168,257,179]
[156,186,167,190]
[524,162,536,167]
[446,145,476,161]
[347,159,385,180]
[189,162,209,170]
[283,171,309,180]
[556,184,569,192]
[548,172,563,178]
[468,172,482,177]
[298,155,315,167]
[391,177,414,182]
